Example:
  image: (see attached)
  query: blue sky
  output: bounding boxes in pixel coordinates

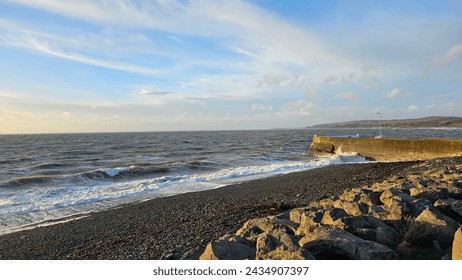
[0,0,461,133]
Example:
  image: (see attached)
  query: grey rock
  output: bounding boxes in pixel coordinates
[332,215,402,248]
[300,226,397,260]
[415,208,459,249]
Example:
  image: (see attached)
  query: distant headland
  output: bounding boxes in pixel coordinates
[308,116,462,129]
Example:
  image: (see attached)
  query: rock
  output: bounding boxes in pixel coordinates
[256,228,314,260]
[333,200,368,216]
[451,200,462,218]
[415,208,459,249]
[309,197,337,210]
[199,236,256,260]
[409,187,449,202]
[181,245,206,260]
[368,202,406,227]
[407,198,433,218]
[236,216,298,239]
[332,215,402,248]
[289,208,307,224]
[300,226,397,260]
[338,188,363,202]
[380,188,413,206]
[296,209,323,236]
[452,226,462,260]
[358,191,382,206]
[321,208,348,225]
[434,198,458,212]
[446,186,462,199]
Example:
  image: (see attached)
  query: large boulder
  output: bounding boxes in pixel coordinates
[415,208,459,249]
[299,226,397,260]
[199,236,255,260]
[320,208,348,225]
[409,187,449,202]
[296,209,324,236]
[380,188,413,206]
[332,215,402,248]
[452,226,462,260]
[368,203,406,227]
[451,200,462,218]
[434,198,458,212]
[333,200,368,216]
[236,216,298,240]
[256,228,315,260]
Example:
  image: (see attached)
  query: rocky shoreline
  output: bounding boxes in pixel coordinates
[0,161,417,260]
[199,157,462,260]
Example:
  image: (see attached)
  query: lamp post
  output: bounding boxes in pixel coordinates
[376,112,382,138]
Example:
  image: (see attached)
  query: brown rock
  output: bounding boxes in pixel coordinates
[199,236,255,260]
[321,208,348,225]
[296,209,323,236]
[333,200,368,216]
[358,191,382,206]
[380,188,413,206]
[290,207,314,224]
[452,226,462,260]
[256,228,314,260]
[236,216,298,239]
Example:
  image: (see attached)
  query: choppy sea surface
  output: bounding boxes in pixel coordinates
[1,128,461,234]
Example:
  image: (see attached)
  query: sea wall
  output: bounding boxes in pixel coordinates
[308,136,462,161]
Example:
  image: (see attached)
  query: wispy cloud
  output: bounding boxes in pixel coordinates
[433,44,462,66]
[3,0,361,85]
[384,88,413,99]
[0,21,165,76]
[385,88,403,99]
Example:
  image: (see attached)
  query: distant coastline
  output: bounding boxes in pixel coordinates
[307,116,462,129]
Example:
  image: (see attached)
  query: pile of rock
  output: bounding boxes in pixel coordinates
[198,157,462,260]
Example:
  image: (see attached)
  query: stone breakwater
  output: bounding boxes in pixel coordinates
[198,157,462,260]
[308,136,462,161]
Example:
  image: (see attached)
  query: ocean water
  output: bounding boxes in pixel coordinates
[0,128,461,234]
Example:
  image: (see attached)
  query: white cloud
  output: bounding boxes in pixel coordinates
[407,104,419,112]
[0,27,163,76]
[385,88,403,99]
[384,87,414,100]
[433,44,462,66]
[335,91,357,101]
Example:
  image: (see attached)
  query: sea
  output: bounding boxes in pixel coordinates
[1,128,461,235]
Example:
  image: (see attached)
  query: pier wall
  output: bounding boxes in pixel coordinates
[308,136,462,161]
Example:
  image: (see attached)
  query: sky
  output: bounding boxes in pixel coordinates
[0,0,461,134]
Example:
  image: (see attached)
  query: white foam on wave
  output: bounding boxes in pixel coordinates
[101,165,135,177]
[0,154,369,235]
